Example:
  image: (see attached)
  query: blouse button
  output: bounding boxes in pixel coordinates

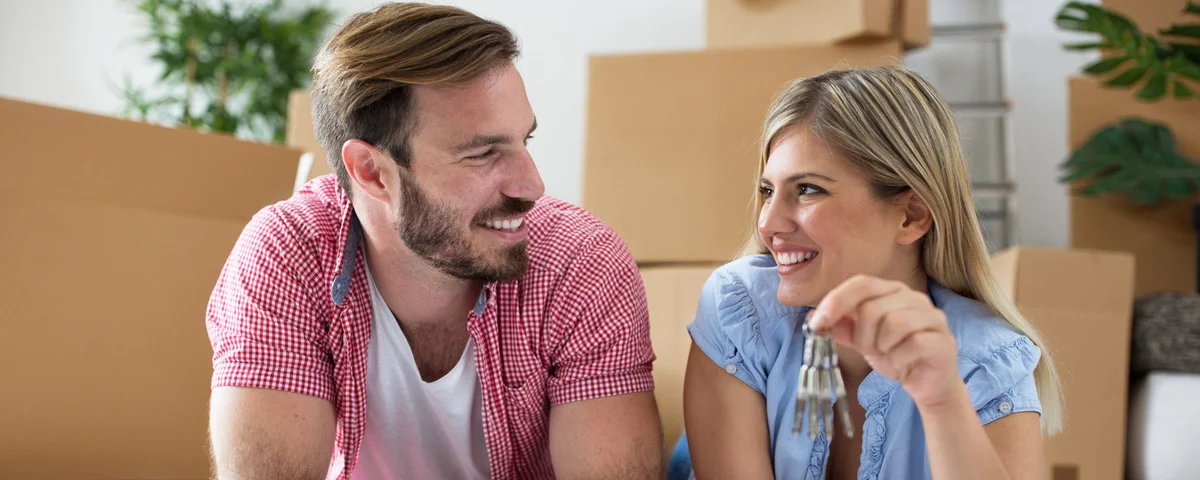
[998,401,1013,414]
[725,364,738,374]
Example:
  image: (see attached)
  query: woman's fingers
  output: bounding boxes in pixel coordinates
[854,290,932,356]
[809,275,906,333]
[873,307,946,356]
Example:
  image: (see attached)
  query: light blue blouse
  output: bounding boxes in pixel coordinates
[679,254,1043,480]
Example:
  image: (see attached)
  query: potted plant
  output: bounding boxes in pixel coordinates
[120,0,335,144]
[1055,1,1200,289]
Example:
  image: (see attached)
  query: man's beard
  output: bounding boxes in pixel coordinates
[395,172,535,282]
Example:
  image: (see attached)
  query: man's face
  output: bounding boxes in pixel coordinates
[394,63,544,283]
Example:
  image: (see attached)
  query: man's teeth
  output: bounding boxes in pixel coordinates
[778,251,818,265]
[483,217,524,232]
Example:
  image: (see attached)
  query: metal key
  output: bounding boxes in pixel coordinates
[794,320,855,440]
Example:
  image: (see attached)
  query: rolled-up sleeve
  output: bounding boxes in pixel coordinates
[962,336,1044,425]
[206,207,335,403]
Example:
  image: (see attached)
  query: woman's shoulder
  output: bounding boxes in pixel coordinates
[929,283,1043,416]
[929,283,1038,363]
[703,254,804,326]
[687,255,806,393]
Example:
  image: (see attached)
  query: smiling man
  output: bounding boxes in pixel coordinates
[204,3,662,480]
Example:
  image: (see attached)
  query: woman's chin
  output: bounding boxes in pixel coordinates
[776,285,821,309]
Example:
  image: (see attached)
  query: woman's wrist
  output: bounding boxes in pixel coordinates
[914,379,973,420]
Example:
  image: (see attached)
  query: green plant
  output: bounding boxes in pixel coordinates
[121,0,334,143]
[1061,118,1200,204]
[1056,1,1200,206]
[1056,1,1200,101]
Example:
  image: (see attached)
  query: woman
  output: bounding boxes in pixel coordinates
[677,65,1064,479]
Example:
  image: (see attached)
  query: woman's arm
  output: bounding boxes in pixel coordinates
[682,342,774,479]
[809,275,1045,480]
[919,383,1045,480]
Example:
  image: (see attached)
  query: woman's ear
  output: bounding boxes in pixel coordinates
[897,190,933,246]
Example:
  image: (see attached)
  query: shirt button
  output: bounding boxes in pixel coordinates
[998,401,1013,414]
[725,364,738,374]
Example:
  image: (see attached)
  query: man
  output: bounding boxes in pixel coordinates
[205,3,663,479]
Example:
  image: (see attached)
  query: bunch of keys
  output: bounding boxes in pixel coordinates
[793,322,855,440]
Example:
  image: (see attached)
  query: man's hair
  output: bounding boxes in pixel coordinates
[310,2,521,194]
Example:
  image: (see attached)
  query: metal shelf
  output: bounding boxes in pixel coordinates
[911,1,1016,250]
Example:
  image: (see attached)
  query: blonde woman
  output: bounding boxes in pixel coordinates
[676,66,1063,479]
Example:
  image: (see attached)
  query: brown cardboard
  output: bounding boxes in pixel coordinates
[583,41,903,263]
[991,246,1136,480]
[0,97,300,479]
[1067,75,1199,296]
[900,0,931,50]
[1102,0,1192,34]
[706,0,930,51]
[287,89,333,186]
[642,264,721,446]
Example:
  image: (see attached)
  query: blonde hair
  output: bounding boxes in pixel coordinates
[743,65,1064,435]
[310,2,520,193]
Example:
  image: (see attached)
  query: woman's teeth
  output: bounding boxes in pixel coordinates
[483,217,524,232]
[777,251,817,265]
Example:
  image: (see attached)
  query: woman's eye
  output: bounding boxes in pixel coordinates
[798,183,826,196]
[758,186,774,200]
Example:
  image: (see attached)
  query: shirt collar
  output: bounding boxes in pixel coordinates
[330,187,360,306]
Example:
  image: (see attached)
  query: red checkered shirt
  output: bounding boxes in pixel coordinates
[207,175,656,479]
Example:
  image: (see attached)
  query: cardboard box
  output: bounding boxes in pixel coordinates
[0,97,300,479]
[706,0,930,51]
[991,246,1137,480]
[1102,0,1192,34]
[583,41,903,263]
[1067,75,1199,296]
[642,264,721,446]
[287,89,333,188]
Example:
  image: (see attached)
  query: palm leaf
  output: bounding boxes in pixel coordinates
[1062,118,1200,205]
[1057,1,1200,101]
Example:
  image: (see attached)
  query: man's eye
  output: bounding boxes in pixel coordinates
[524,134,535,146]
[467,150,499,161]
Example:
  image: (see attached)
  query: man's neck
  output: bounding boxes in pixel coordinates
[363,239,483,327]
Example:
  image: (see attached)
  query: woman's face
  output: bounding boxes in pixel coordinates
[757,125,926,307]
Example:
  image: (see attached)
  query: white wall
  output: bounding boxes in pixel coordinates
[1002,0,1099,247]
[0,0,156,117]
[0,0,1099,247]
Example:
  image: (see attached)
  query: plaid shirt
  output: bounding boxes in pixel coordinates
[207,175,656,479]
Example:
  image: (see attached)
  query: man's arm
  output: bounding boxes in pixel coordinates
[542,225,662,478]
[548,391,664,479]
[209,387,336,480]
[206,207,338,480]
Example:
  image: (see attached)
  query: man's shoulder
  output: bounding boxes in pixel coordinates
[237,175,347,266]
[524,196,625,264]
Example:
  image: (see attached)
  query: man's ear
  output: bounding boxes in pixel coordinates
[897,190,933,246]
[341,139,393,203]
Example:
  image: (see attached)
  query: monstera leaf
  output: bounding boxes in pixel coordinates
[1056,1,1200,101]
[1062,118,1200,205]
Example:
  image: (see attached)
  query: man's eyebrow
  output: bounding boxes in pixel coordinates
[452,118,538,153]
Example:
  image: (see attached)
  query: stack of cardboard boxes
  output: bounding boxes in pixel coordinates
[0,98,301,479]
[1067,0,1199,298]
[580,0,930,447]
[1016,1,1197,479]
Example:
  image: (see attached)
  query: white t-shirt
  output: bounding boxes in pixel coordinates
[350,267,490,480]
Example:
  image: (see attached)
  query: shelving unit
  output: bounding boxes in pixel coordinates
[906,0,1015,251]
